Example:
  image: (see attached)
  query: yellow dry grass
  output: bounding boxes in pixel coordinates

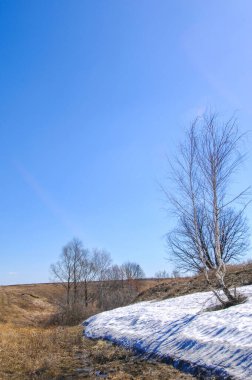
[0,324,83,379]
[0,280,195,379]
[1,267,250,379]
[0,285,84,379]
[0,284,63,326]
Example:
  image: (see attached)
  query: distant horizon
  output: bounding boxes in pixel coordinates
[2,260,250,287]
[1,0,252,285]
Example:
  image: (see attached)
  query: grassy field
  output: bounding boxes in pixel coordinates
[0,324,83,379]
[0,284,81,379]
[0,264,251,379]
[0,280,194,379]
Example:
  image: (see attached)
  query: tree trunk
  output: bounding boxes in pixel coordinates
[84,279,88,307]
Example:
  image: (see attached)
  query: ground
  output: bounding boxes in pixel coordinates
[136,263,252,302]
[0,263,251,379]
[0,282,193,379]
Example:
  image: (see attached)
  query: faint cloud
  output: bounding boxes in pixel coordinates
[13,160,83,237]
[189,105,207,119]
[194,106,207,118]
[8,272,17,276]
[183,104,208,123]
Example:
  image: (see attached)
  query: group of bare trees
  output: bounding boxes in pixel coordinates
[50,238,145,323]
[154,269,180,279]
[165,113,250,306]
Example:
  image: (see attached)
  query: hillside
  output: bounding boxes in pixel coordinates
[0,278,161,326]
[0,264,251,379]
[1,262,251,326]
[0,280,192,379]
[85,285,252,379]
[137,263,252,302]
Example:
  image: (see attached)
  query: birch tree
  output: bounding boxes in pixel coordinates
[165,114,250,305]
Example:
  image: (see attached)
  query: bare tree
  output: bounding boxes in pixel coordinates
[155,270,170,279]
[172,269,180,278]
[51,238,94,309]
[107,264,124,287]
[122,261,145,280]
[67,238,85,305]
[165,113,250,305]
[92,249,112,310]
[79,248,96,307]
[51,245,74,307]
[92,248,112,281]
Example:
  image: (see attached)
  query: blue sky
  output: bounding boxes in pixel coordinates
[0,1,252,284]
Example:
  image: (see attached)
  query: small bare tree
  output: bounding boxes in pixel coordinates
[107,264,124,288]
[122,261,145,280]
[50,238,95,323]
[79,248,96,307]
[51,245,74,307]
[155,270,170,279]
[172,269,180,278]
[91,249,112,310]
[165,113,250,306]
[92,248,112,281]
[67,238,86,305]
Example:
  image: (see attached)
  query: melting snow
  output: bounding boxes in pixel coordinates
[83,285,252,379]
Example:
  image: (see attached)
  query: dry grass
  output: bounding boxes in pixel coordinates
[0,265,251,378]
[0,282,194,379]
[0,324,83,379]
[86,339,193,380]
[0,284,62,326]
[0,264,251,379]
[0,324,194,379]
[137,262,252,302]
[0,285,86,379]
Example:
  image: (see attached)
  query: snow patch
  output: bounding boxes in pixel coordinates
[83,286,252,379]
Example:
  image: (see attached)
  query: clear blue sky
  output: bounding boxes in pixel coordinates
[0,0,252,284]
